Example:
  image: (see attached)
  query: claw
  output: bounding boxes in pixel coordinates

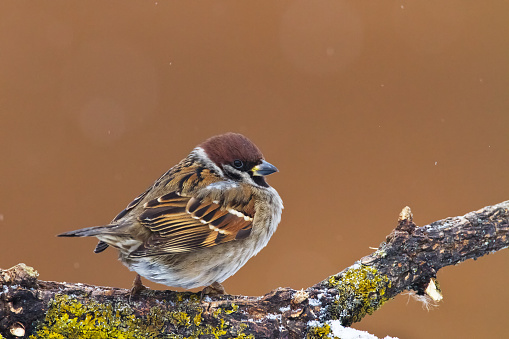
[200,281,226,301]
[129,274,147,302]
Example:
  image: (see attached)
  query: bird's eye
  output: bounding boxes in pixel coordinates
[233,159,243,169]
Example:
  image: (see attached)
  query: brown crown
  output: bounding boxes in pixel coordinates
[200,133,264,166]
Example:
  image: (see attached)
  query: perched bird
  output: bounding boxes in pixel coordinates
[58,133,283,295]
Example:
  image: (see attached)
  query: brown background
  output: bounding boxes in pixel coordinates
[1,1,508,338]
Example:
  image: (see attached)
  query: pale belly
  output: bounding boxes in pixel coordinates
[121,237,261,289]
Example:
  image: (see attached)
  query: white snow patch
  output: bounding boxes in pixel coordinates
[308,320,398,339]
[328,320,399,339]
[279,305,291,312]
[307,320,322,328]
[266,313,281,320]
[351,263,361,270]
[308,298,321,306]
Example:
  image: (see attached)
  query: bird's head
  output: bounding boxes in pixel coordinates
[197,133,278,188]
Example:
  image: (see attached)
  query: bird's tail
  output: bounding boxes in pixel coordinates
[57,224,119,238]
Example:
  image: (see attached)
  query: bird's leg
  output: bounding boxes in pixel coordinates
[130,274,147,300]
[201,281,226,300]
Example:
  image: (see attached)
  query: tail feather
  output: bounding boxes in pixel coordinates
[57,225,117,238]
[58,224,135,254]
[94,241,109,253]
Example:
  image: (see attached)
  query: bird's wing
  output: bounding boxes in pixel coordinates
[94,176,156,253]
[129,180,256,257]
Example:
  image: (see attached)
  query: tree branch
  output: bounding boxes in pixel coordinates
[1,201,508,338]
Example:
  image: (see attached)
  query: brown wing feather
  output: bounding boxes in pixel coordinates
[130,185,256,258]
[95,182,154,253]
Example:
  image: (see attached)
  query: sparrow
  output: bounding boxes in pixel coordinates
[58,133,283,295]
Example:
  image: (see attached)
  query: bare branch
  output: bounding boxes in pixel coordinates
[1,201,508,338]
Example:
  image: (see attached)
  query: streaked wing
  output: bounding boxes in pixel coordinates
[94,186,152,253]
[130,188,255,257]
[112,188,151,222]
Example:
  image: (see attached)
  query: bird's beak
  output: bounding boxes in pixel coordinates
[252,160,278,176]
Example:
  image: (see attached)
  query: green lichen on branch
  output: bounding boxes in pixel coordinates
[29,294,251,339]
[326,264,391,325]
[29,295,166,339]
[224,303,239,314]
[306,323,335,339]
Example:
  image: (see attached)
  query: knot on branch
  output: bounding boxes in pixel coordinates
[396,206,417,233]
[0,263,39,289]
[383,206,418,255]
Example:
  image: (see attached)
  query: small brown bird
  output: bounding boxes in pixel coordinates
[58,133,283,295]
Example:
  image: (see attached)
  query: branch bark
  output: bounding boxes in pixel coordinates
[1,201,508,339]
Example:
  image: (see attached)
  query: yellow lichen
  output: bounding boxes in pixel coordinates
[193,312,202,327]
[188,294,200,303]
[29,295,151,339]
[234,324,255,339]
[29,294,253,339]
[306,323,338,339]
[326,265,391,324]
[212,308,222,318]
[205,318,227,338]
[328,275,340,287]
[171,311,191,327]
[224,303,239,314]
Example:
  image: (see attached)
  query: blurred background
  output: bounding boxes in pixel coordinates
[1,1,508,338]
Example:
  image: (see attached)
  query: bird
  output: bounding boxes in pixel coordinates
[58,132,283,296]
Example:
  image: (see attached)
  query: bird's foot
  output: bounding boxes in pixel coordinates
[200,281,226,300]
[129,274,147,301]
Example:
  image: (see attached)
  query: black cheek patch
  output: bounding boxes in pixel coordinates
[253,175,269,188]
[226,170,242,181]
